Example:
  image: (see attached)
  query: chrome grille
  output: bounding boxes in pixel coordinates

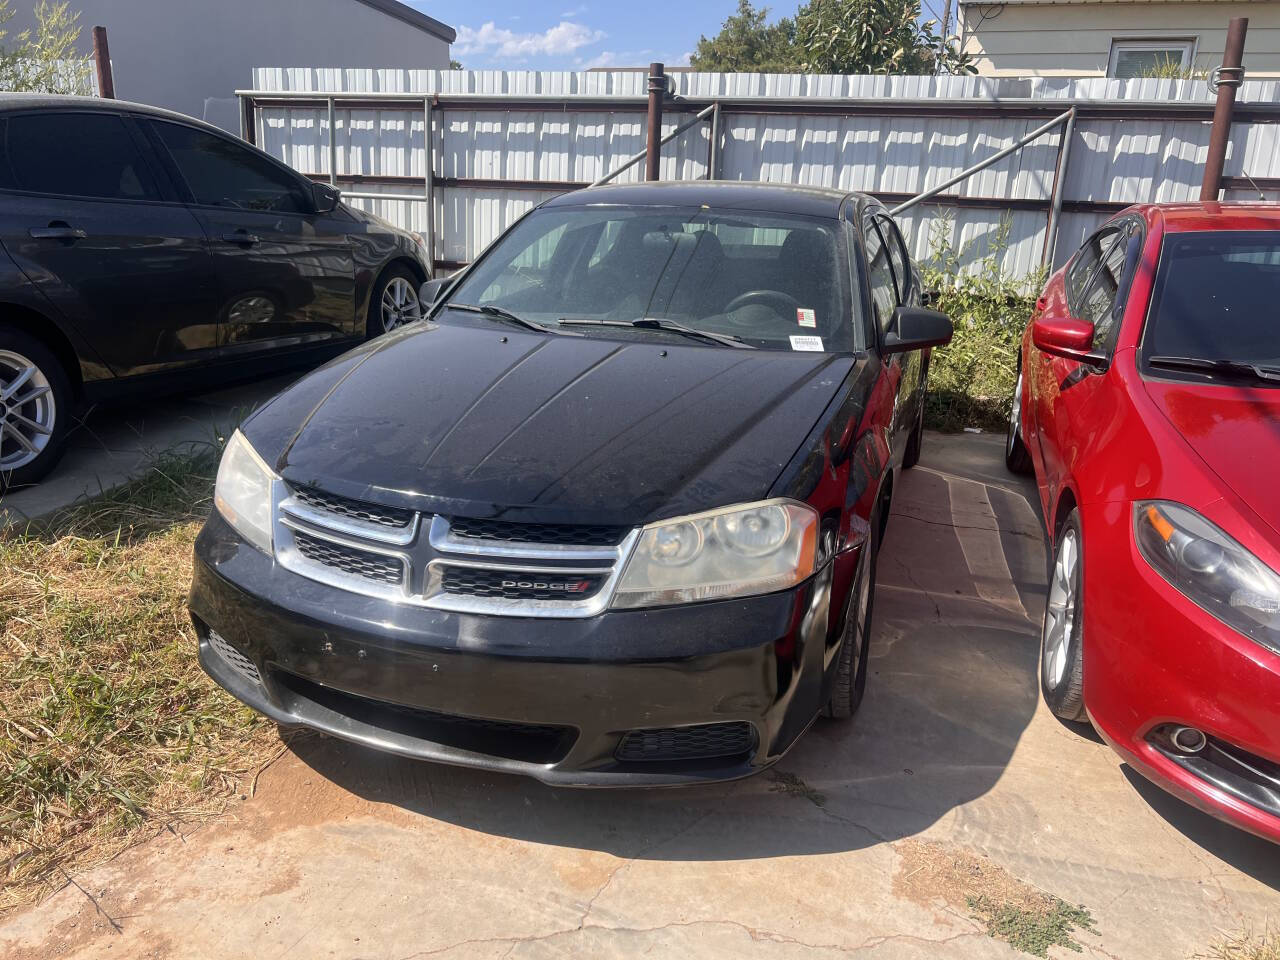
[207,630,262,686]
[291,484,415,530]
[616,723,756,763]
[273,485,639,617]
[293,531,405,585]
[449,517,630,547]
[437,565,606,601]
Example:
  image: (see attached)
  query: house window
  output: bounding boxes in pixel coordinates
[1108,39,1195,79]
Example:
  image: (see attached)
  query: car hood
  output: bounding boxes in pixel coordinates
[1145,379,1280,536]
[247,322,853,526]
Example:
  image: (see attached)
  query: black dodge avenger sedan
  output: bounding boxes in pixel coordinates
[190,182,951,785]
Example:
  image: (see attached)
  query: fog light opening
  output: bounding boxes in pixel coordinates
[1171,726,1208,755]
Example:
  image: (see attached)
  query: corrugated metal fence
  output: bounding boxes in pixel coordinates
[241,69,1280,281]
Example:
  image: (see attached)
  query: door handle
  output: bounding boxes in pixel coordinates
[29,224,86,241]
[221,231,261,246]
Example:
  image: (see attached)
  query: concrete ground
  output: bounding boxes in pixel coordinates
[2,432,1277,959]
[0,375,294,528]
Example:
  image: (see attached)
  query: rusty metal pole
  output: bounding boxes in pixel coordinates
[645,62,665,181]
[91,26,114,98]
[1200,17,1249,202]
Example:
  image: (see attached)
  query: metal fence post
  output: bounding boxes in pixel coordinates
[1043,106,1076,270]
[424,97,436,271]
[1201,17,1249,202]
[327,95,338,187]
[707,101,721,180]
[239,96,256,145]
[91,26,114,98]
[646,62,665,181]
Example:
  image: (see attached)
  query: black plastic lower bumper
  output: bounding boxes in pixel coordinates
[190,513,851,786]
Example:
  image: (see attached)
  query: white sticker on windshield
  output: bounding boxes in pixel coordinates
[796,308,816,328]
[790,335,824,352]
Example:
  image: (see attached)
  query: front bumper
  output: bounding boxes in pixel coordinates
[1081,501,1280,843]
[190,512,850,786]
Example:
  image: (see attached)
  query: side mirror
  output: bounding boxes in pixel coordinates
[312,182,341,214]
[882,306,953,355]
[1032,316,1107,367]
[418,277,449,308]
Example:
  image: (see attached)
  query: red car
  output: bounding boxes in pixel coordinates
[1008,202,1280,843]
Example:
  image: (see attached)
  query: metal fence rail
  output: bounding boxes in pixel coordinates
[239,69,1280,279]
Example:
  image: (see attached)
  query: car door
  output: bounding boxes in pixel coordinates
[1034,221,1140,513]
[144,118,357,357]
[876,212,925,461]
[0,110,220,377]
[862,208,918,464]
[857,207,904,461]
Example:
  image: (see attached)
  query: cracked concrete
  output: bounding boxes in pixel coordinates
[2,432,1277,959]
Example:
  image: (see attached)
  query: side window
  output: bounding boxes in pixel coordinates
[1066,227,1120,309]
[877,215,912,304]
[862,215,899,334]
[150,120,308,213]
[1081,223,1136,352]
[3,112,160,201]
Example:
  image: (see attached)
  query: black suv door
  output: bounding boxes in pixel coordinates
[0,110,220,376]
[144,118,357,357]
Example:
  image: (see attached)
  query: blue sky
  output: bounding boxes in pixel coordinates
[408,2,949,72]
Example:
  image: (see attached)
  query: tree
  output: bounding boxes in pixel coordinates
[449,58,463,70]
[0,0,91,94]
[690,0,800,73]
[794,0,974,75]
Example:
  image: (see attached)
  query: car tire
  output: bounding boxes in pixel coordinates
[1041,509,1087,722]
[822,519,879,721]
[0,326,72,489]
[1005,363,1033,475]
[367,265,423,338]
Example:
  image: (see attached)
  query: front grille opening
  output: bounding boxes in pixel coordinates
[449,516,630,547]
[292,484,416,529]
[439,565,606,601]
[206,628,262,686]
[1149,724,1280,819]
[293,531,405,586]
[616,722,756,763]
[275,671,575,765]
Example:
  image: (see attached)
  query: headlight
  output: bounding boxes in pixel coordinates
[1134,501,1280,655]
[213,430,278,555]
[612,500,819,608]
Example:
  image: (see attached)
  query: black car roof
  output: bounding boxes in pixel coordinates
[0,93,224,131]
[544,181,867,218]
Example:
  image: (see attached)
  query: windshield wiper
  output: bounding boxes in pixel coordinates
[444,302,550,334]
[1148,355,1280,383]
[556,317,754,349]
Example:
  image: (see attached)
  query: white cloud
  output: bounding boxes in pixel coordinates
[455,20,606,59]
[560,4,588,16]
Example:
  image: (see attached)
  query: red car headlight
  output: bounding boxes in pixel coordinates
[1134,501,1280,656]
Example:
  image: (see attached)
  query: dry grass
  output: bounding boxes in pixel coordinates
[1200,925,1280,960]
[0,450,280,914]
[895,837,1096,957]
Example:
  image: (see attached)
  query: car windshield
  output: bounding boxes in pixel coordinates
[1144,230,1280,366]
[442,205,859,352]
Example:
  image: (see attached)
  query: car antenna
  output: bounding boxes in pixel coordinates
[1240,170,1267,201]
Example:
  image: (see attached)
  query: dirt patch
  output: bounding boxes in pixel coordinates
[894,837,1095,958]
[768,770,826,807]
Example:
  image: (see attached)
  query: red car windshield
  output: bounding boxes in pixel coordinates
[1144,230,1280,367]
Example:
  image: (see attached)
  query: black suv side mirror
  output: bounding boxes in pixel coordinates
[882,305,953,355]
[418,277,450,308]
[312,182,341,214]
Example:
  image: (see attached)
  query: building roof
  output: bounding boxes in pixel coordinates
[352,0,455,43]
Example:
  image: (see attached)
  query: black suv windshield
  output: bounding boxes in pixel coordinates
[442,205,858,352]
[1143,231,1280,371]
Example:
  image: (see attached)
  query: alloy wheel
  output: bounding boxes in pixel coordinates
[1042,528,1079,690]
[0,350,57,471]
[381,277,422,333]
[848,541,873,674]
[1007,368,1024,455]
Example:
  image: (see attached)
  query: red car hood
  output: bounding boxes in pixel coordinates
[1145,380,1280,536]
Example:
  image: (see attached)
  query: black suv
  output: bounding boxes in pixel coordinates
[190,182,951,786]
[0,94,432,486]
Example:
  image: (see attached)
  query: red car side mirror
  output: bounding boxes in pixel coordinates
[1032,316,1107,368]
